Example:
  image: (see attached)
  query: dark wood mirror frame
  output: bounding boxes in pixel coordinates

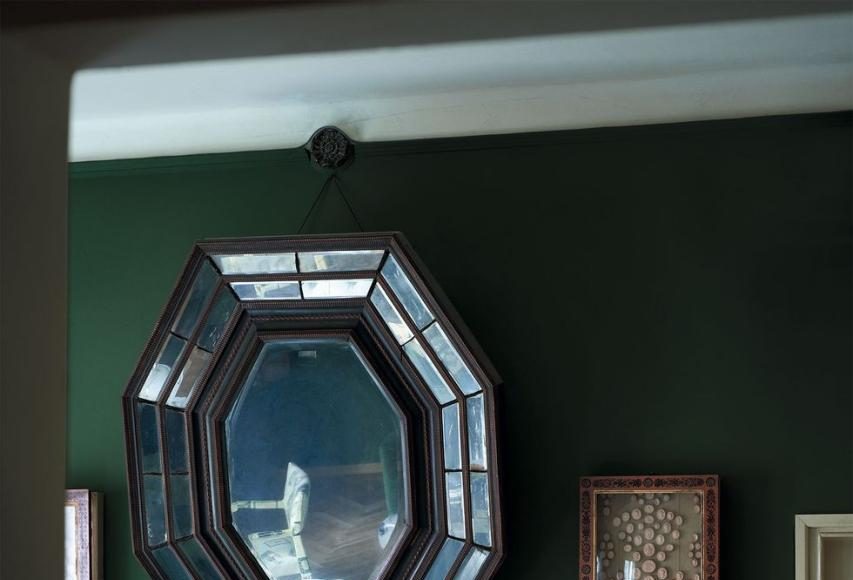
[122,232,505,580]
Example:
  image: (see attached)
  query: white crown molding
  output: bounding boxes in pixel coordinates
[69,13,853,161]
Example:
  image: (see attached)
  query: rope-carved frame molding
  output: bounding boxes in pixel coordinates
[122,232,505,580]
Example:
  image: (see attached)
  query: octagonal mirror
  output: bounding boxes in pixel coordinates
[122,233,504,580]
[226,338,409,579]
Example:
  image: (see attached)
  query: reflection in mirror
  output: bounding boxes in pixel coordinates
[301,279,372,299]
[381,255,434,329]
[230,281,301,301]
[152,545,192,580]
[403,340,455,405]
[198,288,237,352]
[173,261,218,339]
[144,475,167,546]
[423,323,481,395]
[139,334,186,401]
[445,472,466,540]
[137,403,161,474]
[213,253,297,275]
[298,250,384,272]
[165,410,188,474]
[470,473,492,547]
[454,547,489,580]
[467,395,488,471]
[226,338,408,580]
[177,537,223,580]
[442,404,462,470]
[424,538,465,580]
[166,347,212,408]
[371,284,414,344]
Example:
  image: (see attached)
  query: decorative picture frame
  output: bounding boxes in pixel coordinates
[65,489,103,580]
[579,475,719,580]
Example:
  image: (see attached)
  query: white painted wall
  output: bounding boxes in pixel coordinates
[0,31,71,580]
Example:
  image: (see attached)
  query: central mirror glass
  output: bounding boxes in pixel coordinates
[226,338,409,580]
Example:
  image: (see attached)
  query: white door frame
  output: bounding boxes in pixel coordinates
[795,514,853,580]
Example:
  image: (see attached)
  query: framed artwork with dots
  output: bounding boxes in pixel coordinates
[579,475,719,580]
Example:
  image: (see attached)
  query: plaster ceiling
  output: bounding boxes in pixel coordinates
[69,11,853,161]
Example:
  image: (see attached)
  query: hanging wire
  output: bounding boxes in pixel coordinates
[331,175,365,232]
[297,174,333,234]
[296,173,365,233]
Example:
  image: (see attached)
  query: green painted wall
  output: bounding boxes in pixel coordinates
[68,113,852,580]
